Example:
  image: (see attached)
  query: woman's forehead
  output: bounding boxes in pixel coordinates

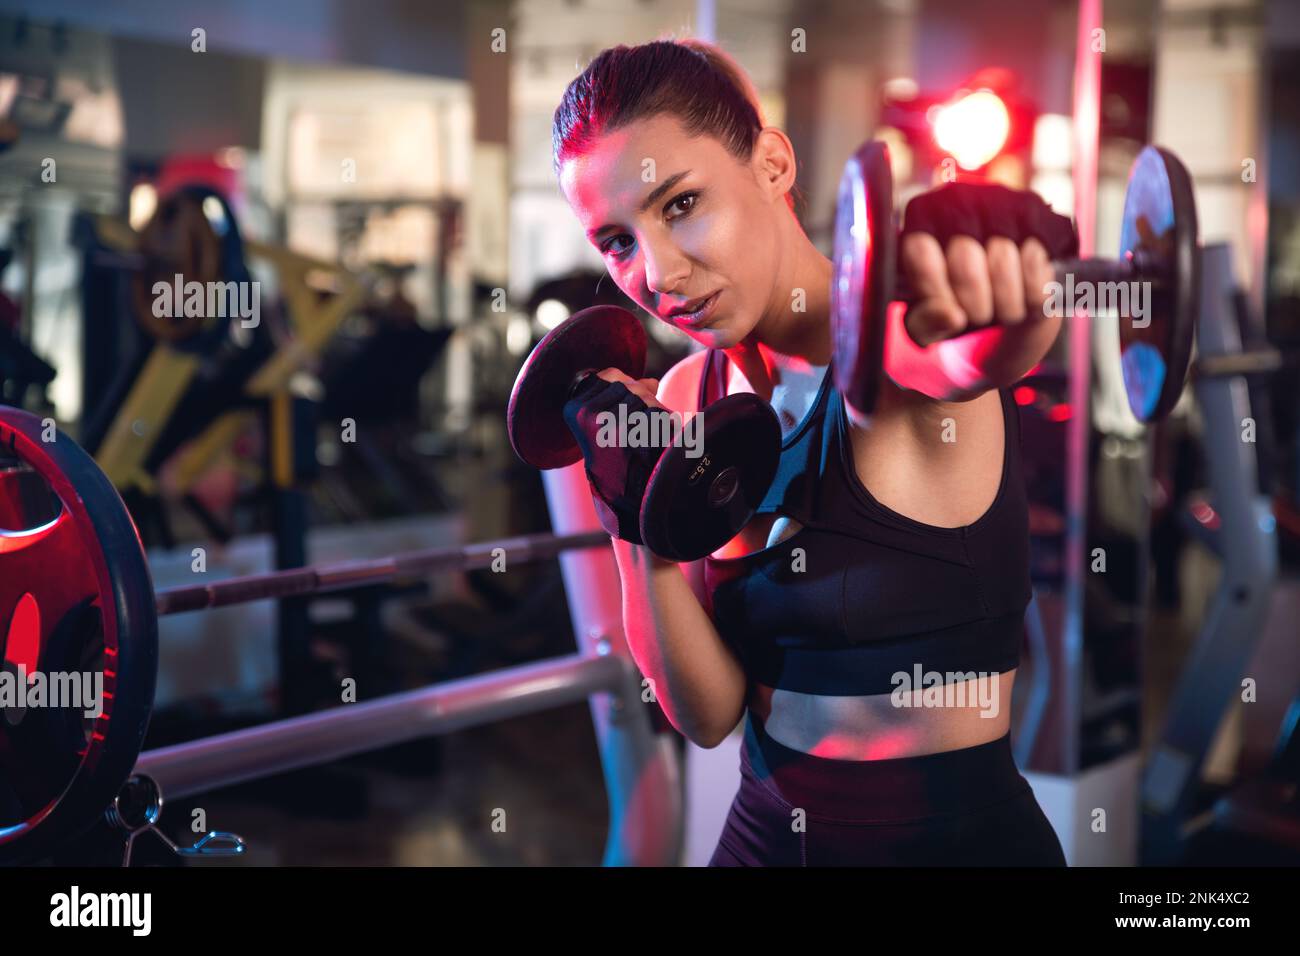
[560,115,726,211]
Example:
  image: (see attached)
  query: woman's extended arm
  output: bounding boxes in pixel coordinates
[885,301,1062,402]
[885,234,1062,403]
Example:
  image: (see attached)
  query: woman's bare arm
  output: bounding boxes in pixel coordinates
[611,539,746,747]
[590,349,747,747]
[879,233,1061,403]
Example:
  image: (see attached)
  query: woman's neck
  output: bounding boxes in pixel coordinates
[726,222,833,399]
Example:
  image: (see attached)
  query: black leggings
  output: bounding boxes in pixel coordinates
[709,714,1067,867]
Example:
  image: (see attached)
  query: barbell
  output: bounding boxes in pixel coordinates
[0,404,610,863]
[831,140,1200,424]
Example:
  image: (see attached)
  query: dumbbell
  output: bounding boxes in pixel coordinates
[507,305,781,562]
[831,141,1199,424]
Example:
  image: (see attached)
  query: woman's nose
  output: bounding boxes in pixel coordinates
[641,236,689,296]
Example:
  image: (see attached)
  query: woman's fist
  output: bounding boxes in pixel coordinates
[896,181,1077,349]
[595,368,665,409]
[900,233,1055,348]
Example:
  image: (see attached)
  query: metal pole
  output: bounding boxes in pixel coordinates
[135,652,628,801]
[542,465,684,866]
[1054,258,1138,286]
[1060,0,1104,776]
[155,529,610,615]
[695,0,716,43]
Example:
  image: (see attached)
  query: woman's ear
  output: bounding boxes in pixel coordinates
[750,127,798,203]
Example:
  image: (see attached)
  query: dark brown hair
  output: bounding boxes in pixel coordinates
[553,39,795,211]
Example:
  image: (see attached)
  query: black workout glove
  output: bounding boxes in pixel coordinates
[901,182,1078,260]
[562,376,662,544]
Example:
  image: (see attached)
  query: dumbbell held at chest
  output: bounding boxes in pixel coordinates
[831,141,1199,424]
[507,305,782,562]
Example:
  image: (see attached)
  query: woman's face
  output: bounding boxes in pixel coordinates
[559,113,789,349]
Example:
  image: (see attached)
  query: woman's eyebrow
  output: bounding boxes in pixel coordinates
[587,170,691,241]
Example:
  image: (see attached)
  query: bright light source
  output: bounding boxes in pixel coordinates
[506,315,532,355]
[535,298,570,331]
[1030,171,1074,217]
[128,182,157,230]
[1032,114,1073,171]
[933,89,1010,171]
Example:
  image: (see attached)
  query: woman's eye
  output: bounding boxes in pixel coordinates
[599,192,698,258]
[601,234,633,258]
[666,191,699,219]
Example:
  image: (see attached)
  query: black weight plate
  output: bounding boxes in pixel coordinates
[0,407,158,864]
[1117,146,1199,423]
[639,393,781,561]
[508,305,647,470]
[831,140,895,417]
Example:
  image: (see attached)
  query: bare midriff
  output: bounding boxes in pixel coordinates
[745,671,1015,761]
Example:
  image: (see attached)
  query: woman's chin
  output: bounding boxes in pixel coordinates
[686,320,744,350]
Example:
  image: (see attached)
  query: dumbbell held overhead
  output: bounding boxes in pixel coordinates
[831,140,1199,424]
[507,305,781,562]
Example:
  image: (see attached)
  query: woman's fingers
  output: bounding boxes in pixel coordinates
[986,237,1026,324]
[1020,238,1054,318]
[901,233,1050,346]
[945,236,994,328]
[596,368,664,408]
[900,232,964,347]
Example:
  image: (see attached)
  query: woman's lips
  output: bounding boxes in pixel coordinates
[666,291,721,330]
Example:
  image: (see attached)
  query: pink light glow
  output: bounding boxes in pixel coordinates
[933,90,1011,171]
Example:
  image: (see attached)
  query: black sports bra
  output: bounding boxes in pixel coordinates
[697,349,1031,696]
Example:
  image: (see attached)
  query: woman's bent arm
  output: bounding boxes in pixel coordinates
[611,538,748,747]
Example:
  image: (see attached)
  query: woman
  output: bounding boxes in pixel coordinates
[551,38,1068,866]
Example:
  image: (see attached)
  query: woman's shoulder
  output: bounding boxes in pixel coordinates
[657,349,711,414]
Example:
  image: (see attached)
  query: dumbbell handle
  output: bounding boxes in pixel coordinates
[893,250,1164,304]
[568,369,601,402]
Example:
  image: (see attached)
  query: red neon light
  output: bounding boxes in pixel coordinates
[933,89,1011,170]
[1013,386,1037,406]
[1047,403,1072,422]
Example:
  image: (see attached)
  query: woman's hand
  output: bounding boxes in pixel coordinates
[900,233,1056,349]
[583,367,684,567]
[594,368,665,409]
